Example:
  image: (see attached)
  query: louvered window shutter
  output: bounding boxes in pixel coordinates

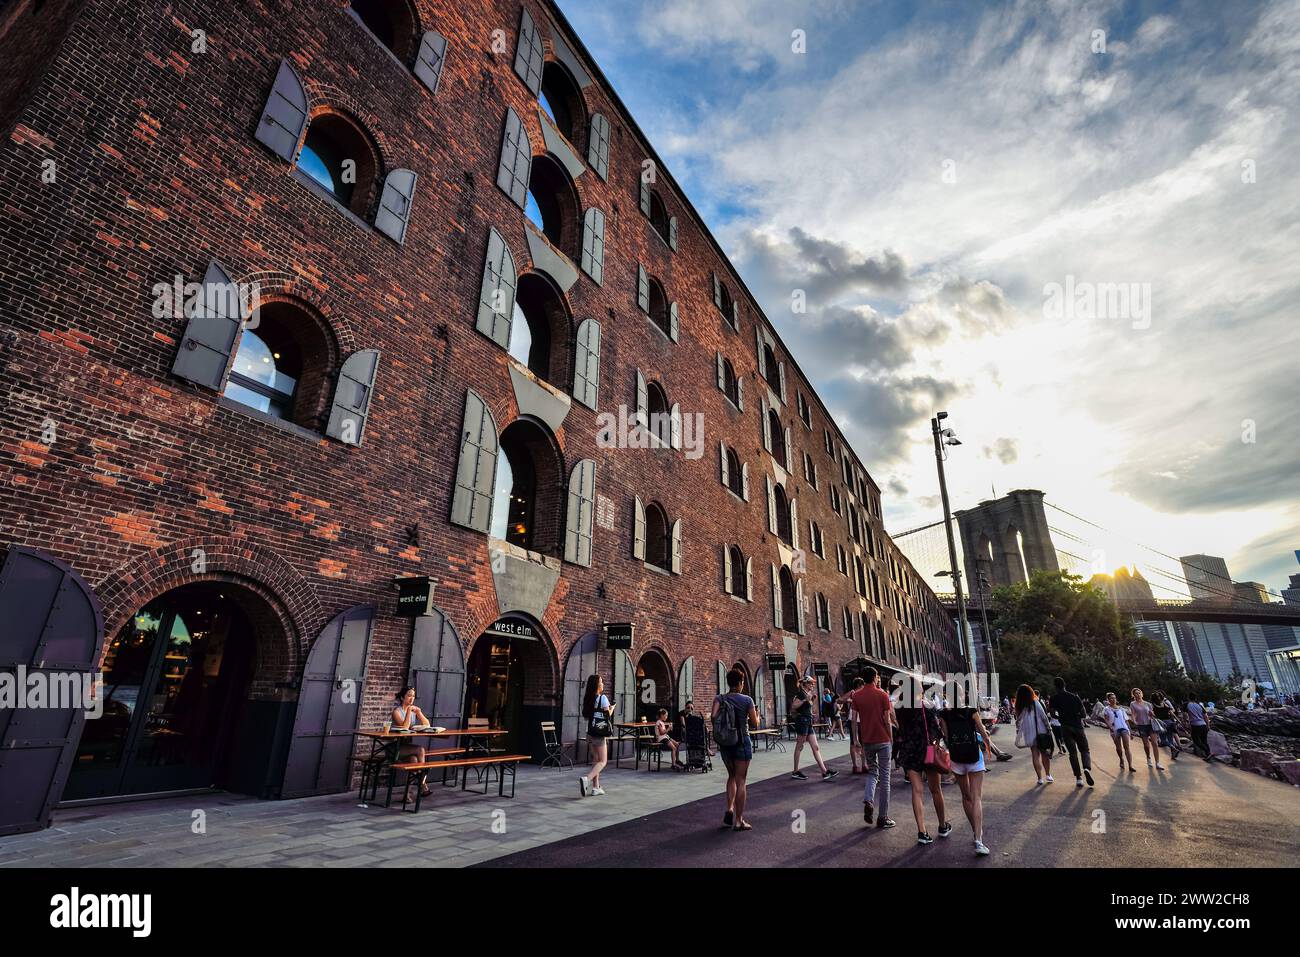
[741,462,750,501]
[722,545,733,595]
[414,30,449,94]
[716,352,725,391]
[761,397,771,452]
[587,113,610,179]
[736,375,744,411]
[171,260,244,391]
[772,564,782,630]
[668,301,679,342]
[766,476,777,534]
[667,216,678,251]
[572,318,601,410]
[719,441,729,487]
[497,108,532,208]
[745,557,753,601]
[639,175,651,217]
[632,496,646,560]
[796,578,806,635]
[326,349,380,445]
[635,369,648,428]
[790,498,799,550]
[375,168,418,245]
[636,263,650,313]
[670,519,682,574]
[255,59,308,162]
[564,459,597,566]
[476,227,516,348]
[580,208,606,284]
[670,403,682,450]
[513,7,544,93]
[450,390,498,532]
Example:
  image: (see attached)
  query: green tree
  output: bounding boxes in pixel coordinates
[995,630,1069,696]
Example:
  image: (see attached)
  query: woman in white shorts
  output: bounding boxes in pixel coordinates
[940,704,993,856]
[1103,692,1136,772]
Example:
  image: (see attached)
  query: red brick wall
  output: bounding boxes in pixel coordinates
[0,0,962,777]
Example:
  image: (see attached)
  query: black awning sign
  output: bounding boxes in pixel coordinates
[394,577,434,617]
[765,654,786,671]
[813,662,830,678]
[486,618,540,641]
[604,623,633,649]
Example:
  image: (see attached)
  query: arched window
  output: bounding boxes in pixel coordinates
[296,113,377,217]
[646,380,671,446]
[763,343,781,393]
[849,506,862,543]
[721,358,739,407]
[854,556,867,596]
[774,484,793,545]
[728,545,747,597]
[508,273,569,385]
[221,300,335,431]
[645,501,670,571]
[539,60,585,144]
[525,154,580,257]
[647,276,670,338]
[768,408,787,468]
[648,190,671,245]
[349,0,418,60]
[816,592,829,630]
[779,566,797,628]
[725,446,743,498]
[490,419,563,557]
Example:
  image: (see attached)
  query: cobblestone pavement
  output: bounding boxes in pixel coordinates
[0,736,854,868]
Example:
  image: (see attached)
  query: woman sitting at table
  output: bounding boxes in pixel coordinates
[655,708,686,768]
[392,686,432,798]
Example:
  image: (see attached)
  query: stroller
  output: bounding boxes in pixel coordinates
[682,714,712,772]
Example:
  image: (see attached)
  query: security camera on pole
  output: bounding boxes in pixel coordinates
[931,412,975,673]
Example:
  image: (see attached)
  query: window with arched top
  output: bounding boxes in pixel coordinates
[779,566,798,629]
[349,0,419,60]
[222,300,335,431]
[728,545,747,597]
[774,484,793,545]
[296,113,378,218]
[539,60,585,145]
[645,501,670,571]
[725,446,743,498]
[647,276,670,337]
[507,273,570,387]
[489,419,564,557]
[525,154,580,257]
[768,408,787,468]
[648,190,672,245]
[763,343,781,393]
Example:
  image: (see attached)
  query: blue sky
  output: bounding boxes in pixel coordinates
[557,0,1300,596]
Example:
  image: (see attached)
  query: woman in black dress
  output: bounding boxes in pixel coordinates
[893,681,949,845]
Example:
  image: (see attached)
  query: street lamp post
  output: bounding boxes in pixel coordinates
[932,412,974,673]
[974,571,995,675]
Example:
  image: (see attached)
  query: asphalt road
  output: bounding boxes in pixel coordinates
[476,726,1300,867]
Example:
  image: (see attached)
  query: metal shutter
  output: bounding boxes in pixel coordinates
[572,317,601,410]
[326,348,380,445]
[496,107,532,208]
[450,390,498,532]
[414,30,449,94]
[580,207,606,284]
[171,259,243,391]
[255,59,308,162]
[587,113,610,179]
[564,459,597,566]
[636,263,650,313]
[513,7,544,93]
[670,518,682,574]
[375,168,418,245]
[476,227,516,348]
[632,495,646,560]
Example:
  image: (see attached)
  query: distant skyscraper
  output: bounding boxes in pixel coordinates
[1133,620,1184,669]
[1185,620,1272,681]
[1091,566,1155,602]
[1180,554,1234,600]
[1260,623,1300,652]
[1233,581,1271,604]
[1281,553,1300,607]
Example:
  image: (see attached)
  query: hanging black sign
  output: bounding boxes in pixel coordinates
[486,617,540,641]
[604,622,634,649]
[813,662,830,678]
[394,577,434,617]
[765,654,786,671]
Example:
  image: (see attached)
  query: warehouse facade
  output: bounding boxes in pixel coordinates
[0,0,961,826]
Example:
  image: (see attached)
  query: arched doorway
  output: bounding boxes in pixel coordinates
[463,615,557,759]
[635,647,673,725]
[562,631,599,762]
[63,582,266,801]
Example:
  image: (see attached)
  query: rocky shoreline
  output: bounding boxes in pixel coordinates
[1205,706,1300,785]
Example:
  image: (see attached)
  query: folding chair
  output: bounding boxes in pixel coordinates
[540,720,572,770]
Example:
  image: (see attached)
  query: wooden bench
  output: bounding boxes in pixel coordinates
[357,748,466,804]
[390,754,531,811]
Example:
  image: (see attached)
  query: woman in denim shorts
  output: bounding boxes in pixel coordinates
[713,669,759,831]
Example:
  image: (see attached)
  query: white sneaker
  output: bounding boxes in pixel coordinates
[1075,777,1084,787]
[974,840,990,856]
[579,776,589,797]
[1147,759,1154,768]
[1045,775,1054,783]
[591,786,606,795]
[1037,778,1045,786]
[1156,764,1166,771]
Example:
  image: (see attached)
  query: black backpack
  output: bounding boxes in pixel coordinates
[712,695,739,747]
[945,712,980,763]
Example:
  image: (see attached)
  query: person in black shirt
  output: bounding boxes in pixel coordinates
[1050,676,1093,787]
[790,676,838,781]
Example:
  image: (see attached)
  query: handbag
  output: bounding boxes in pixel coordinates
[588,697,612,738]
[922,706,951,773]
[1032,701,1054,752]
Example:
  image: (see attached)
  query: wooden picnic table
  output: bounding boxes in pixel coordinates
[749,728,786,752]
[612,721,657,768]
[353,728,509,806]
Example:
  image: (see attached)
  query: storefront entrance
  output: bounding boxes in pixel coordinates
[462,616,558,760]
[63,583,255,801]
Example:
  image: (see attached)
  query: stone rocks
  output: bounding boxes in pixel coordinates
[1238,750,1280,773]
[1277,761,1300,787]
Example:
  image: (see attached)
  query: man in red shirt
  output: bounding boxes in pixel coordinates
[847,668,897,828]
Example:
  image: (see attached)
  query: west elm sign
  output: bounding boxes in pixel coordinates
[486,617,540,641]
[604,623,633,649]
[394,577,434,617]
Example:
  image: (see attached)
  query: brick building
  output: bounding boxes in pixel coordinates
[0,0,960,824]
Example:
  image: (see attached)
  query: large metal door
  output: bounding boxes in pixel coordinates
[408,607,465,755]
[612,649,637,723]
[281,605,374,798]
[562,631,599,762]
[0,547,104,835]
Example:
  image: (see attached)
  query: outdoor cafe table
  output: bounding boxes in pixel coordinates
[612,721,657,768]
[353,728,508,806]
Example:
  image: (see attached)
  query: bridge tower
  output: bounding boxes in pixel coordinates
[955,489,1059,592]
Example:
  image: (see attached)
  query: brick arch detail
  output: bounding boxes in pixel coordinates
[94,536,327,690]
[234,270,359,356]
[461,609,562,703]
[302,80,396,176]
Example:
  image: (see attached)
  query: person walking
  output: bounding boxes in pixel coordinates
[1102,692,1135,773]
[712,668,760,830]
[1048,701,1068,756]
[1129,688,1165,771]
[579,674,613,796]
[848,667,897,830]
[1014,684,1054,785]
[1184,698,1211,760]
[939,700,993,856]
[1152,692,1180,761]
[1049,677,1094,787]
[791,676,838,781]
[894,680,949,844]
[845,678,866,773]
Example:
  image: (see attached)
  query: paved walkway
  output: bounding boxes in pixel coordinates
[0,735,853,868]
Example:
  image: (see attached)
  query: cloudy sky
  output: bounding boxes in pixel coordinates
[557,0,1300,597]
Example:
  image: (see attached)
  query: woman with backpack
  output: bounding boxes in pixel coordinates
[712,668,759,831]
[580,673,613,797]
[893,679,950,845]
[1014,684,1054,785]
[940,702,993,856]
